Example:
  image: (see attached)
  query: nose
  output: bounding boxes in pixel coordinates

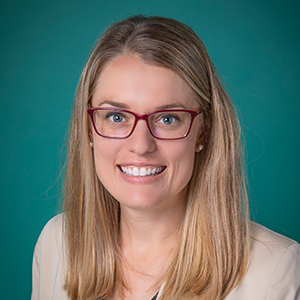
[126,119,156,155]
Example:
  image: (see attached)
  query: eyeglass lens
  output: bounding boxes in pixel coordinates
[92,109,192,139]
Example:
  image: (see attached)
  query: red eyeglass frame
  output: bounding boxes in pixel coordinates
[87,107,203,140]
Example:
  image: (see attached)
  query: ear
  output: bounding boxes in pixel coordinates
[195,132,206,152]
[195,111,211,152]
[88,130,94,147]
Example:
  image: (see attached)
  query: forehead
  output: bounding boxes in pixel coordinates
[92,55,199,112]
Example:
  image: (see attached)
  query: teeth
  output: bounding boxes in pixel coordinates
[133,167,139,176]
[120,166,164,177]
[140,167,146,176]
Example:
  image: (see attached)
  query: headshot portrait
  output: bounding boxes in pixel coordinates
[1,1,299,299]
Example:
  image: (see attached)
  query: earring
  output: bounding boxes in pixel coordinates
[90,142,93,147]
[198,145,204,151]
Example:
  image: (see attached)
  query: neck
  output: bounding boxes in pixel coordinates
[120,200,185,251]
[117,200,185,300]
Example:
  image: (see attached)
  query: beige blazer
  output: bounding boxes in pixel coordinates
[31,215,300,300]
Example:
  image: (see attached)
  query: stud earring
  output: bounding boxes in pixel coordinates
[198,145,204,151]
[90,142,93,147]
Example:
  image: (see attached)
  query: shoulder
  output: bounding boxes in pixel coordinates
[250,221,299,264]
[39,214,63,238]
[32,214,67,300]
[34,214,63,258]
[33,214,64,271]
[225,222,300,300]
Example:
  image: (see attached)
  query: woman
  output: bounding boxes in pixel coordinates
[31,15,300,300]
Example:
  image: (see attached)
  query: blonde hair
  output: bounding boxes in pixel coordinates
[63,15,249,300]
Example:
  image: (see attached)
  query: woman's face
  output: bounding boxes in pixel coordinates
[91,55,203,213]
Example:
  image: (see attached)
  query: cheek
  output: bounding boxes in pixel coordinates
[178,131,199,177]
[92,138,118,183]
[166,137,197,179]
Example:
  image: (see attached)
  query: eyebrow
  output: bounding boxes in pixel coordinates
[97,100,189,110]
[97,100,130,109]
[155,103,188,110]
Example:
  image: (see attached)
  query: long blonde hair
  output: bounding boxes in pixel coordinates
[63,15,249,300]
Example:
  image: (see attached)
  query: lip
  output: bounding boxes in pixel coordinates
[118,165,166,177]
[117,164,167,184]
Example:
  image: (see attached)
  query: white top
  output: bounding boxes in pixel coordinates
[31,215,300,300]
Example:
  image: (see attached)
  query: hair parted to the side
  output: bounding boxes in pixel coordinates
[63,15,250,300]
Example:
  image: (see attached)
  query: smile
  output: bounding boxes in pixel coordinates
[119,166,166,177]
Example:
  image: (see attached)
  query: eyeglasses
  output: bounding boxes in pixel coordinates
[87,107,203,140]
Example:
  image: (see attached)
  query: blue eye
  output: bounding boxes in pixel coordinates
[107,113,125,123]
[162,116,174,124]
[159,114,179,125]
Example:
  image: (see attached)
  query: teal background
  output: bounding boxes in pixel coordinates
[0,0,299,297]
